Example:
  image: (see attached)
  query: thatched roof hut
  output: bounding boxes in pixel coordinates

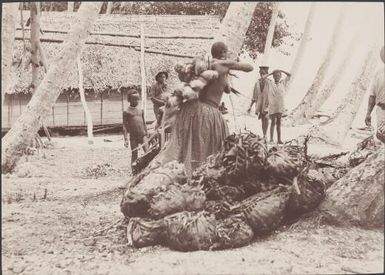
[12,12,220,93]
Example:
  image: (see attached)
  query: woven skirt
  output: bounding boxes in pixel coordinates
[157,99,229,174]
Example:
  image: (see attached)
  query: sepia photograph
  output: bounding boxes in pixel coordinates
[1,1,384,274]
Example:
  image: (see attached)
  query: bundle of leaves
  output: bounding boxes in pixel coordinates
[164,211,217,251]
[121,161,187,218]
[126,217,165,248]
[286,169,326,218]
[213,214,254,250]
[231,186,291,235]
[148,184,206,218]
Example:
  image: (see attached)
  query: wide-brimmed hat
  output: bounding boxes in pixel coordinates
[155,71,169,81]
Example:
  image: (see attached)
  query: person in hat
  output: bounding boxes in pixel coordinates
[248,66,270,140]
[122,88,148,167]
[263,69,291,144]
[365,46,385,143]
[155,41,254,174]
[150,71,170,126]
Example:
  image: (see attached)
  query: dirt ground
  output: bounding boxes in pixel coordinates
[2,134,384,275]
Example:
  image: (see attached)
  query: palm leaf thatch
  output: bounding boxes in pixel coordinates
[11,12,220,94]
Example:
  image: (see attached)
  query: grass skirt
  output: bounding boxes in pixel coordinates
[157,99,229,174]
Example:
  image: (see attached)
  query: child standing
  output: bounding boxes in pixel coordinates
[264,69,291,144]
[122,89,148,166]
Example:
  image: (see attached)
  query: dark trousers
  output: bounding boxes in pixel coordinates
[130,135,145,164]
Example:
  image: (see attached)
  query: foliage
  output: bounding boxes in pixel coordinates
[22,2,296,58]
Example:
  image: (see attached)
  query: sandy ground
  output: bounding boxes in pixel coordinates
[2,128,384,275]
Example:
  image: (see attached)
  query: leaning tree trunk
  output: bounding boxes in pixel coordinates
[67,1,74,12]
[306,33,359,119]
[1,3,19,105]
[313,46,377,145]
[285,2,317,96]
[318,149,384,228]
[106,2,113,14]
[212,2,259,59]
[262,2,280,66]
[1,2,103,173]
[288,6,346,125]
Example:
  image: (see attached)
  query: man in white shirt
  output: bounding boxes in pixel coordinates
[365,46,385,142]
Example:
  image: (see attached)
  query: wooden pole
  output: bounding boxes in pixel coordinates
[140,23,147,122]
[77,55,94,144]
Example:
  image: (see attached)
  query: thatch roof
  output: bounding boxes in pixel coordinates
[11,12,220,93]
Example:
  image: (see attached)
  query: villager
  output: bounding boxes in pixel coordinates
[248,66,270,140]
[157,41,254,174]
[122,88,148,166]
[150,71,169,127]
[264,69,291,144]
[365,46,385,143]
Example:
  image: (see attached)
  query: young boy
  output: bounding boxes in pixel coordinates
[264,69,291,144]
[248,66,270,140]
[122,89,148,166]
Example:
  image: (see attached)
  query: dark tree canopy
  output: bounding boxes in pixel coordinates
[25,2,296,58]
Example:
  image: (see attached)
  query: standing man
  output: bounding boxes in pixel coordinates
[264,69,291,144]
[150,71,169,127]
[365,46,385,143]
[248,66,270,140]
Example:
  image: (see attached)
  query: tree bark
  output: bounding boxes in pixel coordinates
[213,2,259,59]
[306,33,359,119]
[262,2,280,66]
[1,3,19,104]
[67,2,74,12]
[30,2,41,91]
[313,46,378,145]
[106,2,113,14]
[1,2,103,173]
[288,5,346,125]
[285,2,317,97]
[77,56,94,144]
[318,149,384,229]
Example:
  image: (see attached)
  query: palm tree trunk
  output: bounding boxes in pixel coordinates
[2,2,103,173]
[30,2,41,91]
[1,3,19,105]
[318,149,384,228]
[288,6,347,125]
[306,33,359,119]
[67,2,74,12]
[213,2,259,59]
[285,3,318,96]
[262,2,280,66]
[313,46,377,145]
[106,2,113,14]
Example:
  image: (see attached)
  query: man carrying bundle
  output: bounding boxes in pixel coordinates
[248,66,270,141]
[365,46,385,143]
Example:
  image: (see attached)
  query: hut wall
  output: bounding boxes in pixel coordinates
[1,91,156,129]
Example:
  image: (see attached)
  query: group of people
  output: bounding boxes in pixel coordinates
[122,42,384,173]
[247,67,291,144]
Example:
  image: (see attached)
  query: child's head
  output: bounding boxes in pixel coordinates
[272,70,282,82]
[155,71,168,84]
[127,89,140,107]
[259,66,269,78]
[211,41,228,59]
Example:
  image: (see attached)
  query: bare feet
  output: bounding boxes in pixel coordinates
[277,140,283,145]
